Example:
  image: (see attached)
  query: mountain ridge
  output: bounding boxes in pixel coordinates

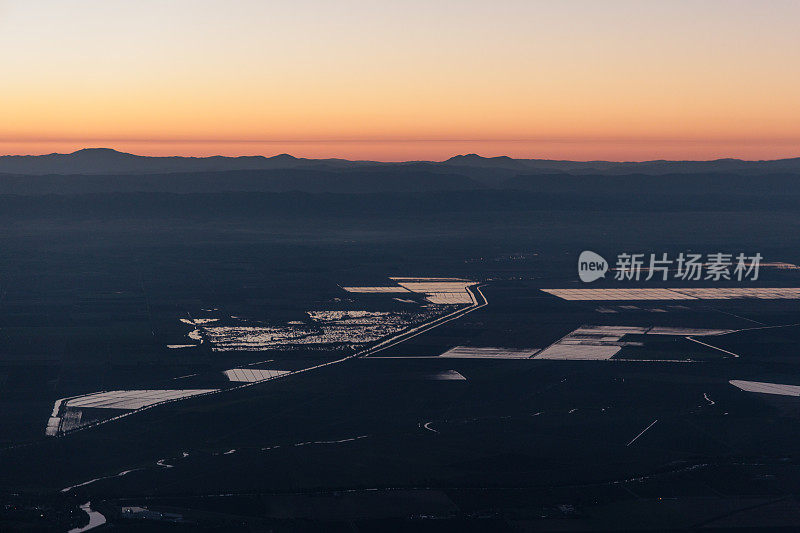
[2,148,800,177]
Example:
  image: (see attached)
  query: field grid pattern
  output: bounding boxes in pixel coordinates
[542,287,800,301]
[224,368,291,382]
[65,389,216,410]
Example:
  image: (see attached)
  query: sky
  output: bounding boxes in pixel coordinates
[2,0,799,161]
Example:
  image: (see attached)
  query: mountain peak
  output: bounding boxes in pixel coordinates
[66,148,141,162]
[446,154,516,162]
[444,153,524,168]
[70,148,128,155]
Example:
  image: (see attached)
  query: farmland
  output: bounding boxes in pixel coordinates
[2,186,800,530]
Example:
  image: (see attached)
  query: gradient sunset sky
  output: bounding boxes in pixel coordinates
[2,0,799,161]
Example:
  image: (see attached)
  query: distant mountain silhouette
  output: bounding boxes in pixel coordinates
[441,153,800,176]
[0,148,351,176]
[3,148,800,178]
[1,149,800,215]
[444,154,528,168]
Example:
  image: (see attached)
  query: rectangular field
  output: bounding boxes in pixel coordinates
[65,389,216,410]
[542,287,800,301]
[224,368,291,382]
[438,346,539,359]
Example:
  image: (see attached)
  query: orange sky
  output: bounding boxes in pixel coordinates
[2,1,799,161]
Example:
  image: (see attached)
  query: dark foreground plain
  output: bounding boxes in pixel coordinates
[2,155,800,531]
